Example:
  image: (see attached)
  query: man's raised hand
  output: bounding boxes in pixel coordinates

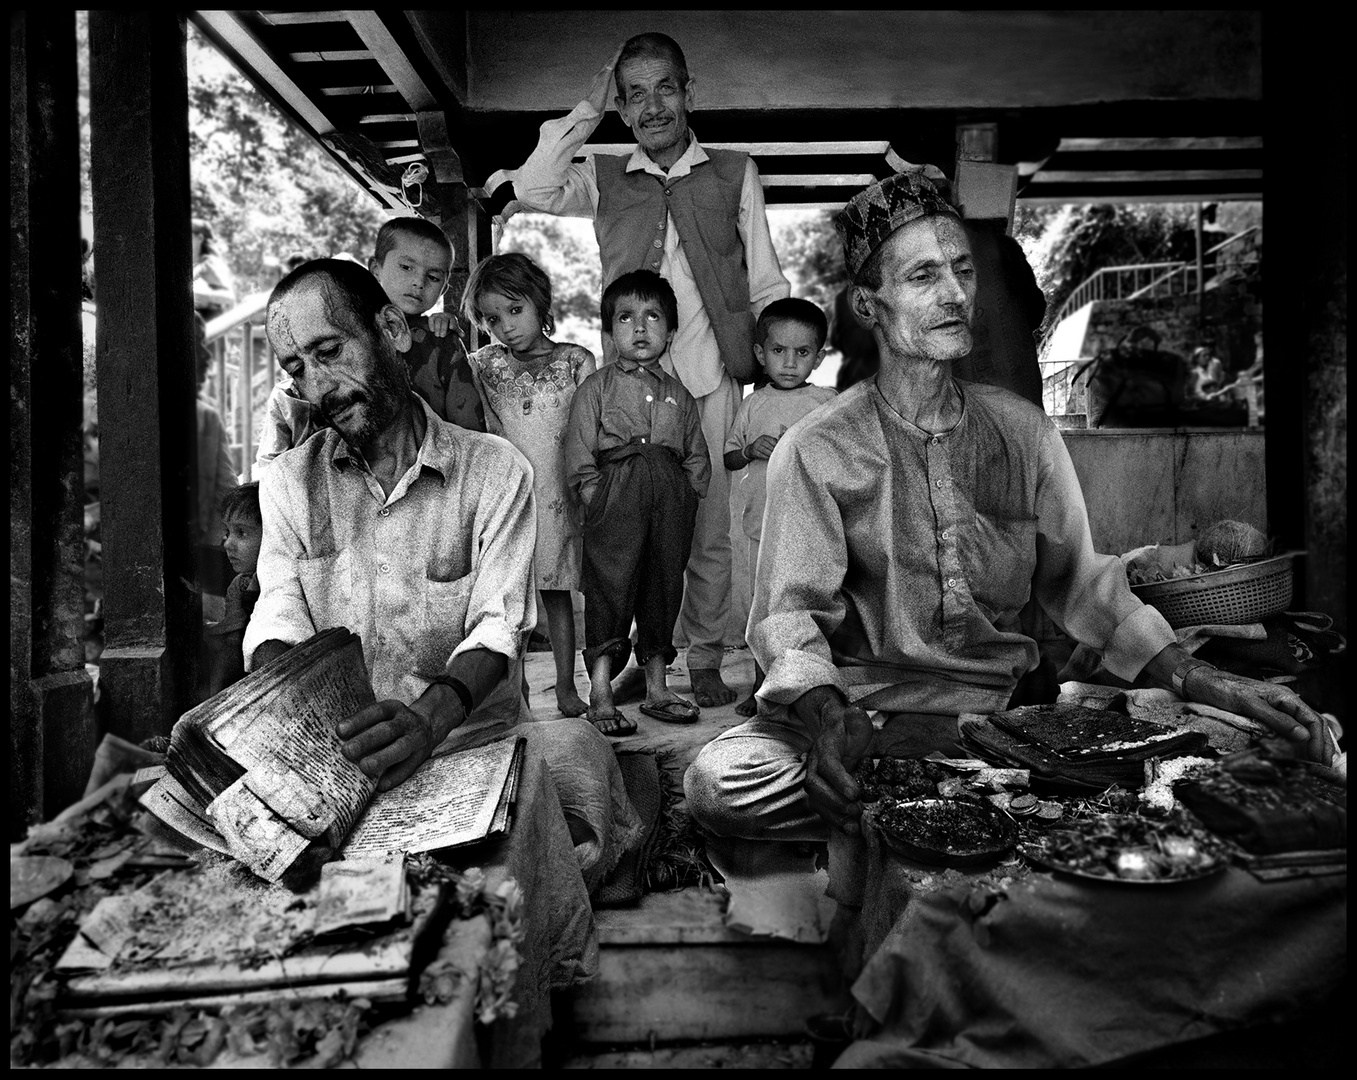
[587,45,625,114]
[337,700,435,792]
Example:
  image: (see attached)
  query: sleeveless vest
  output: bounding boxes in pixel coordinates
[594,149,757,382]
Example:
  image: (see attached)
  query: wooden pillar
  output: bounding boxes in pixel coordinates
[9,10,97,833]
[1268,55,1346,637]
[953,122,1018,233]
[88,10,201,742]
[432,182,493,350]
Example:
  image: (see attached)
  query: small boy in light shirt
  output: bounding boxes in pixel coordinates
[725,298,837,715]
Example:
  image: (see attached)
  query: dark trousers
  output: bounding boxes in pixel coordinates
[581,442,699,672]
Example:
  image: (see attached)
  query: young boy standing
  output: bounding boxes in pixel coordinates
[564,270,711,736]
[254,218,485,472]
[724,298,837,715]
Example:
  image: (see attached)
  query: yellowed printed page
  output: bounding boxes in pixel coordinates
[342,738,521,856]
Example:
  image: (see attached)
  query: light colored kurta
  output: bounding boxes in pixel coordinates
[506,100,790,399]
[749,378,1176,720]
[244,396,537,727]
[469,340,596,591]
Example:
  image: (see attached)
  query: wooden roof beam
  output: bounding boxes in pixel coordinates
[193,10,335,135]
[344,11,463,184]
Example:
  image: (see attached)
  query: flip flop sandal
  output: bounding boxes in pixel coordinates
[638,700,700,724]
[589,709,637,737]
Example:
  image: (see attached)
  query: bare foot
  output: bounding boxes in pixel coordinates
[586,706,637,737]
[735,693,758,717]
[690,668,737,708]
[611,664,647,704]
[556,690,589,718]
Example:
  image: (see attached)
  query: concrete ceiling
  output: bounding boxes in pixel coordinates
[190,9,1263,214]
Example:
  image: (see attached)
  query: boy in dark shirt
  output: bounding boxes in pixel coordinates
[564,270,710,735]
[253,218,485,472]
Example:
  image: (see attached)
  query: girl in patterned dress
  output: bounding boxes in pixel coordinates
[462,253,596,717]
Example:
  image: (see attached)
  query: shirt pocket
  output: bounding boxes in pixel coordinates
[652,393,688,449]
[967,511,1038,618]
[295,549,352,634]
[412,572,475,678]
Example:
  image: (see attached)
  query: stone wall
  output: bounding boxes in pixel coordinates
[1081,282,1263,375]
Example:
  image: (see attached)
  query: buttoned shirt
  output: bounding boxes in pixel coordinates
[563,356,711,506]
[726,383,838,541]
[244,397,537,726]
[506,101,790,398]
[750,379,1176,720]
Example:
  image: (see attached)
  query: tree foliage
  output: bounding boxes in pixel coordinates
[1016,203,1251,335]
[497,213,603,325]
[183,23,388,294]
[771,210,847,313]
[77,14,390,298]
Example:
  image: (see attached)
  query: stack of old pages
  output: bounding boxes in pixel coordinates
[961,702,1210,789]
[141,627,525,882]
[55,852,439,1017]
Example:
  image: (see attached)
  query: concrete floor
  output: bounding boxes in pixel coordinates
[522,643,758,779]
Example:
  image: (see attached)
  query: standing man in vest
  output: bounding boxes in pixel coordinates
[507,33,791,707]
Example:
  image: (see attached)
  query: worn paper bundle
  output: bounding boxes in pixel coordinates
[142,628,527,882]
[156,628,377,880]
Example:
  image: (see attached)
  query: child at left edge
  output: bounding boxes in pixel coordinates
[252,217,486,472]
[724,297,837,716]
[204,482,263,696]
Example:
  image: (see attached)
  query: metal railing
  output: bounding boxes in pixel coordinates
[201,291,277,482]
[1039,226,1261,358]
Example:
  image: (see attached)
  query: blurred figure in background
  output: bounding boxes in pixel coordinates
[194,313,240,600]
[192,217,237,320]
[829,284,880,393]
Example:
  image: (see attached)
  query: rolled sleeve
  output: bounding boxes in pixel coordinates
[509,101,602,219]
[253,383,316,474]
[242,467,317,669]
[453,442,537,666]
[1031,424,1176,678]
[738,159,791,317]
[748,437,849,704]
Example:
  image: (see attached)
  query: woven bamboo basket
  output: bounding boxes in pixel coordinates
[1130,552,1297,629]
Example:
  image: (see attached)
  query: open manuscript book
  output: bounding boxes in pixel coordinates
[140,628,525,882]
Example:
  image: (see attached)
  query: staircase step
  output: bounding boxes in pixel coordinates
[563,890,844,1044]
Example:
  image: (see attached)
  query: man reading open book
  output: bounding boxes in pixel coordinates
[244,259,643,894]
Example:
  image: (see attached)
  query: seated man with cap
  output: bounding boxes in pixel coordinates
[684,172,1335,850]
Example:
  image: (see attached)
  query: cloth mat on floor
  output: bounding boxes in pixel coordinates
[593,749,663,907]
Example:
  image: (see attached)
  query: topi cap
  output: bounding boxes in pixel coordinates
[835,171,959,278]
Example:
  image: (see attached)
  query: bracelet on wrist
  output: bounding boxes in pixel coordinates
[431,673,474,718]
[1171,657,1214,696]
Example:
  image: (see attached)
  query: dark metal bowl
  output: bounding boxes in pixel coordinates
[875,798,1019,868]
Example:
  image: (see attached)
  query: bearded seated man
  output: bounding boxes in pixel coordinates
[683,172,1334,859]
[245,258,646,897]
